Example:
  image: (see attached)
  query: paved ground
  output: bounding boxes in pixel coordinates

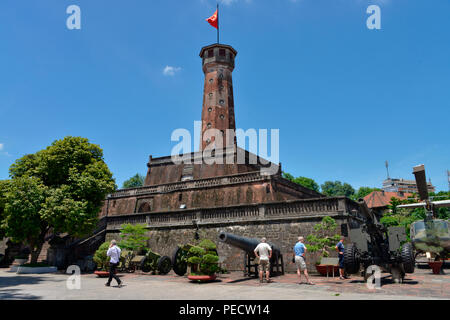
[0,267,448,300]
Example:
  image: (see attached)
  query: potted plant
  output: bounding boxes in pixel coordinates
[187,239,220,282]
[13,248,31,266]
[428,259,444,275]
[13,253,29,266]
[306,216,341,276]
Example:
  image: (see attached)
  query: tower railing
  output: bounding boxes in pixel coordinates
[108,171,269,199]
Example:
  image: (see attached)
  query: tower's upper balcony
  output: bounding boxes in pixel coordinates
[200,44,237,73]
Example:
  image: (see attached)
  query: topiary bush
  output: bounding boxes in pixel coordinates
[199,239,216,251]
[187,239,220,276]
[306,216,341,264]
[93,242,112,271]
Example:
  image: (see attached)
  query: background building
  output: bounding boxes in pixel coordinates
[364,190,413,212]
[382,178,435,194]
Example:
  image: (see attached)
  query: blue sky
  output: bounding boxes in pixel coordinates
[0,0,449,191]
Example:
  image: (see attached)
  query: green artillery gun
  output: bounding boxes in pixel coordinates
[140,249,172,275]
[117,250,139,273]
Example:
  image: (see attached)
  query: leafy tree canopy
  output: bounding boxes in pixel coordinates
[320,181,355,197]
[351,187,382,201]
[122,173,145,189]
[282,172,320,192]
[380,193,450,240]
[2,136,116,263]
[118,223,149,252]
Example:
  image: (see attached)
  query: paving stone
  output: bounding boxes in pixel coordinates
[0,267,447,300]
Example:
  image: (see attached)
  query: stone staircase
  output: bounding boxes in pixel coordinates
[37,241,51,263]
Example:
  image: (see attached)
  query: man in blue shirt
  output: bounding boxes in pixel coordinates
[335,236,346,280]
[293,237,314,285]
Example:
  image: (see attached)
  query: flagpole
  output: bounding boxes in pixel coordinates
[217,3,219,44]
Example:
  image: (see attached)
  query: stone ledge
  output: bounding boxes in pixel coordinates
[106,212,348,231]
[11,266,58,274]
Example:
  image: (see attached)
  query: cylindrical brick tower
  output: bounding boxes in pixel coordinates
[199,44,237,151]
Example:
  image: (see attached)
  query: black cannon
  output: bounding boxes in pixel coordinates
[218,232,284,277]
[345,199,415,283]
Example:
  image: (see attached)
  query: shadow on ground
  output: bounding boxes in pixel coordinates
[0,275,64,288]
[226,277,257,284]
[188,279,223,284]
[0,288,40,300]
[349,275,419,287]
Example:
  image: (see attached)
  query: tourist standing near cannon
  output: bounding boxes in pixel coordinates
[105,240,123,288]
[336,236,346,280]
[254,238,272,283]
[293,237,314,285]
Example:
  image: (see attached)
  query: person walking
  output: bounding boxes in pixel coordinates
[293,236,314,285]
[254,237,272,284]
[105,240,123,287]
[336,236,347,280]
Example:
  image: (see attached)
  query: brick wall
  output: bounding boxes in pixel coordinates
[106,215,347,274]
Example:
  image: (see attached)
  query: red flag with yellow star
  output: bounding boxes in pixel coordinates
[206,9,218,29]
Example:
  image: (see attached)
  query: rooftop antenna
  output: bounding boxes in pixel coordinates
[385,160,390,179]
[447,169,450,193]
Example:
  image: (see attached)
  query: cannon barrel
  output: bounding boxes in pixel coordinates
[357,199,377,224]
[218,232,281,258]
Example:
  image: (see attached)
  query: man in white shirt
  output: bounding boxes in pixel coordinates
[105,240,122,287]
[254,237,272,283]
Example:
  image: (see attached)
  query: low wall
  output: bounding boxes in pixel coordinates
[105,197,358,274]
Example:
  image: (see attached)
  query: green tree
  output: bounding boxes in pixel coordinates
[118,223,149,252]
[306,216,341,262]
[381,192,450,240]
[187,239,220,276]
[351,187,381,201]
[431,191,450,220]
[3,136,116,264]
[282,172,320,192]
[321,181,355,197]
[380,197,426,240]
[122,173,145,189]
[0,180,9,239]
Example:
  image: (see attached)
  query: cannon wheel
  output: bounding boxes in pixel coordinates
[344,243,360,274]
[140,257,152,273]
[126,265,136,273]
[157,256,172,275]
[401,242,415,274]
[172,246,188,276]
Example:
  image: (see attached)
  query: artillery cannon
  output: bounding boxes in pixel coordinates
[140,249,172,275]
[117,250,140,273]
[345,199,415,283]
[218,232,284,277]
[171,244,193,276]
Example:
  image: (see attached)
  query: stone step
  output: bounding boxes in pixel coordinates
[37,241,51,262]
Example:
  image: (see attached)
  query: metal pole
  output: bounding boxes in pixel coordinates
[385,160,390,179]
[217,3,219,44]
[447,170,450,193]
